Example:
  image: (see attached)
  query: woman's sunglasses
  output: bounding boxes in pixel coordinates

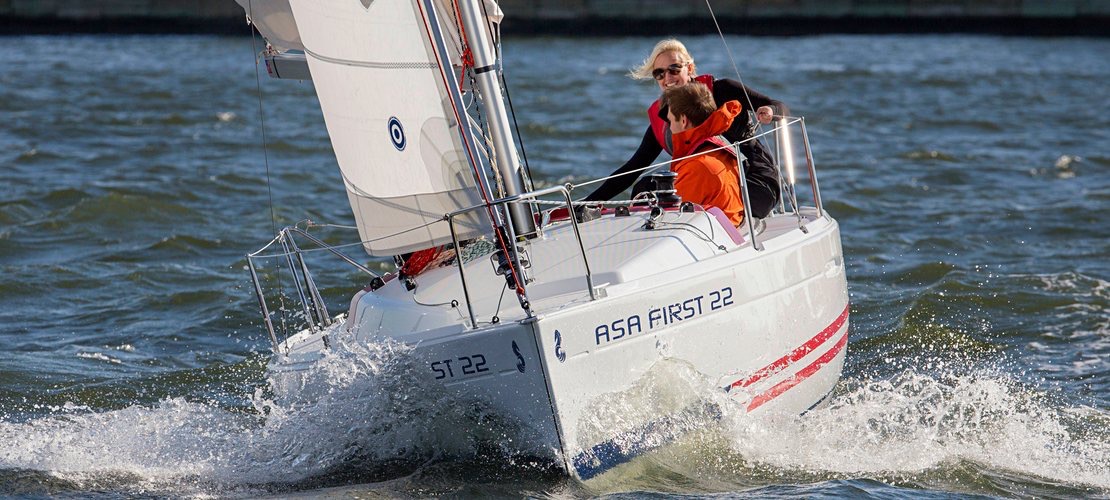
[652,63,685,81]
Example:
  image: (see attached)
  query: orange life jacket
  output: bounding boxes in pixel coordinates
[647,74,735,157]
[670,100,746,226]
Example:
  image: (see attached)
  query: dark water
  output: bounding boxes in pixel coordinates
[1,34,1108,497]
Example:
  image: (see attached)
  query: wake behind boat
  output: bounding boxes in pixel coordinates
[236,0,849,481]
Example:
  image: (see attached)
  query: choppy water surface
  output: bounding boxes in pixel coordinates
[1,34,1107,497]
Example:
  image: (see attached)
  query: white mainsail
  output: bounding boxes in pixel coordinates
[246,0,505,256]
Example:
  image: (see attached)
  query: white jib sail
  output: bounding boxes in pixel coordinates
[284,0,497,256]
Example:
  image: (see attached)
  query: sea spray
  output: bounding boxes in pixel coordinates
[715,369,1110,494]
[569,361,1108,496]
[0,319,549,495]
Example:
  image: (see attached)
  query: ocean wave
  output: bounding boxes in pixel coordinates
[900,150,960,162]
[0,201,31,226]
[11,146,66,164]
[61,192,200,230]
[147,234,225,254]
[0,266,100,300]
[821,200,865,217]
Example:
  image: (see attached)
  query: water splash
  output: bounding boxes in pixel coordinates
[573,362,1108,497]
[0,320,540,496]
[728,371,1106,481]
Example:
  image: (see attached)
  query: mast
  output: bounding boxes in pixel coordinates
[455,0,537,239]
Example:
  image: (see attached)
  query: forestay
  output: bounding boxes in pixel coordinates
[245,0,505,256]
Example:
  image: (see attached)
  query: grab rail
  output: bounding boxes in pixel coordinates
[771,116,824,230]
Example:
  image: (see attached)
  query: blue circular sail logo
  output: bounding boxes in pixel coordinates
[387,116,406,151]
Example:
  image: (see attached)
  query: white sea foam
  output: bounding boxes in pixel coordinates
[718,369,1110,489]
[0,321,483,496]
[75,351,122,364]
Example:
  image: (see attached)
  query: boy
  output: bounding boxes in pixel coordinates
[662,83,745,226]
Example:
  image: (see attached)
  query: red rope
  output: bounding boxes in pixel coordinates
[453,0,475,88]
[401,247,442,276]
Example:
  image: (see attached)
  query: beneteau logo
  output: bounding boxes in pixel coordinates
[512,341,526,373]
[387,116,406,151]
[554,330,566,362]
[359,0,374,9]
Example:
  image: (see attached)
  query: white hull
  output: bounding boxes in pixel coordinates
[270,207,849,480]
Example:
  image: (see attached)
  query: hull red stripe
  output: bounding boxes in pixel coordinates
[746,329,849,411]
[727,303,850,391]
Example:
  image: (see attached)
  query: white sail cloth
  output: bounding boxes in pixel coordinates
[235,0,502,55]
[241,0,505,256]
[234,0,303,53]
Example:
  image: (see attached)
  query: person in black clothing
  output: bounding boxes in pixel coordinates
[583,38,788,219]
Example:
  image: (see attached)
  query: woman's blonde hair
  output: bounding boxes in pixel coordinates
[629,38,695,80]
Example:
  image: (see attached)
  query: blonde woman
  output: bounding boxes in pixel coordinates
[585,39,787,219]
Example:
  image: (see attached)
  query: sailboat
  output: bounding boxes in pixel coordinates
[236,0,849,481]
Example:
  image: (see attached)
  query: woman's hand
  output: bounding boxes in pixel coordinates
[755,105,775,124]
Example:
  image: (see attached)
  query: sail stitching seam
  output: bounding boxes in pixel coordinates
[302,47,436,69]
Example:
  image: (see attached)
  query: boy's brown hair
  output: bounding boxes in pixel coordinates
[662,82,716,126]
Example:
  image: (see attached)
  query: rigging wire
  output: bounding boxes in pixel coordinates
[247,3,280,240]
[477,0,536,192]
[705,1,789,217]
[418,0,527,299]
[452,0,498,194]
[500,76,535,192]
[444,0,529,298]
[247,0,290,340]
[703,0,767,140]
